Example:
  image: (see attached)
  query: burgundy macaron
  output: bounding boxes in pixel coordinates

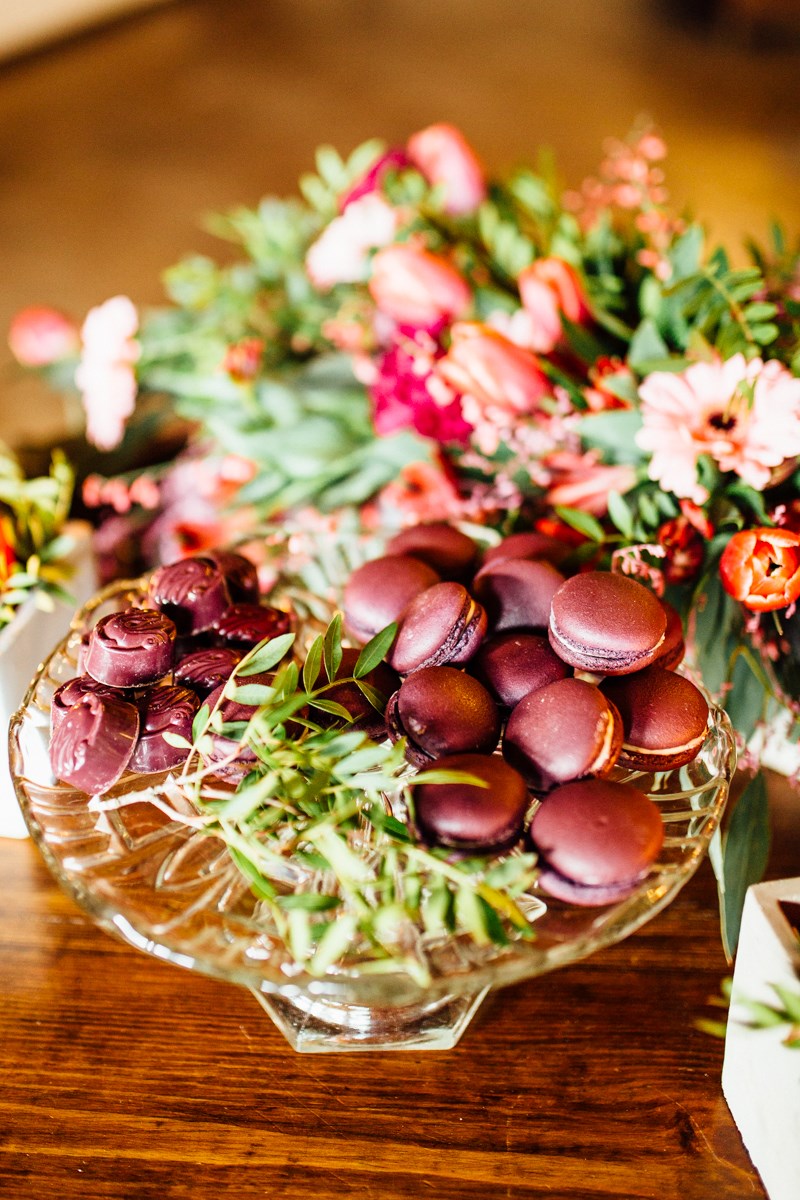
[314,647,399,740]
[84,608,176,687]
[548,571,667,675]
[529,777,665,906]
[473,557,565,633]
[50,691,140,794]
[471,631,570,709]
[411,752,529,853]
[213,603,291,648]
[503,677,622,792]
[343,554,441,644]
[653,599,686,671]
[386,666,500,766]
[599,665,709,771]
[388,582,487,674]
[149,556,231,635]
[481,530,571,569]
[129,685,200,773]
[385,522,480,580]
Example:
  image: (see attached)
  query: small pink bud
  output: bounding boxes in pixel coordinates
[8,306,80,367]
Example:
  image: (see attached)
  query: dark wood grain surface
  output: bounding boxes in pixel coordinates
[3,771,799,1199]
[2,3,800,1195]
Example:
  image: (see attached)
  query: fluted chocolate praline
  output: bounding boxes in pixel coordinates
[51,675,122,737]
[175,646,243,697]
[149,556,231,635]
[130,685,200,773]
[50,691,140,794]
[386,666,500,766]
[213,603,291,648]
[411,752,529,853]
[204,549,260,603]
[84,607,176,687]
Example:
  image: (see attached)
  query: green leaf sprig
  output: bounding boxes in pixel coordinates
[163,616,539,983]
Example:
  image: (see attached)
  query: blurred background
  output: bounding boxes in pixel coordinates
[2,0,800,450]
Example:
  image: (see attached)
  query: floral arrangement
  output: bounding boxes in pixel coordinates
[12,121,800,952]
[0,442,75,629]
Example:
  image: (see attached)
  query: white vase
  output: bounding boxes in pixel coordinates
[1,520,97,838]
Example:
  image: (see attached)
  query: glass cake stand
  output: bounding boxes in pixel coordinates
[9,578,736,1053]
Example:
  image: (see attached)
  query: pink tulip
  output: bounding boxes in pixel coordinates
[518,258,590,353]
[437,323,549,415]
[8,305,79,366]
[369,243,471,328]
[407,123,487,215]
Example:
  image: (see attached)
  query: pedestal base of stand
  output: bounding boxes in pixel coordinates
[250,986,490,1053]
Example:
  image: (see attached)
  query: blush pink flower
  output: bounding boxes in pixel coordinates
[406,123,486,215]
[74,295,139,451]
[8,305,80,366]
[305,193,399,290]
[369,243,471,328]
[517,258,591,353]
[637,354,800,503]
[544,449,637,517]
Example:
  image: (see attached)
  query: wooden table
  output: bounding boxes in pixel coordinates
[2,770,797,1199]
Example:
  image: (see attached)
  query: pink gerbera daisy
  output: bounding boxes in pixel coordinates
[636,354,800,503]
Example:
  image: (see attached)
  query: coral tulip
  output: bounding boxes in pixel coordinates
[719,527,800,613]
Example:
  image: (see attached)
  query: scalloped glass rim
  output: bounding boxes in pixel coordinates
[9,576,736,1011]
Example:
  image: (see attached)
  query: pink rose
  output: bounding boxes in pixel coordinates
[74,295,139,452]
[8,305,79,366]
[369,244,471,328]
[437,323,549,415]
[517,258,590,353]
[407,124,486,215]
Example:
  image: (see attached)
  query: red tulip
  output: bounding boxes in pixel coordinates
[719,527,800,612]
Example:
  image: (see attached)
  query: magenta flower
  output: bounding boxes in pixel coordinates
[370,336,472,444]
[637,354,800,503]
[74,295,139,451]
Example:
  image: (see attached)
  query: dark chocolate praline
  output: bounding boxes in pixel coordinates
[204,549,260,603]
[529,777,664,907]
[51,675,123,737]
[50,691,140,794]
[548,571,667,675]
[386,666,500,766]
[149,556,231,635]
[388,582,487,674]
[385,522,480,581]
[343,555,441,644]
[175,646,243,697]
[84,607,176,687]
[213,603,291,648]
[130,685,200,773]
[411,752,529,853]
[471,631,570,709]
[472,557,565,633]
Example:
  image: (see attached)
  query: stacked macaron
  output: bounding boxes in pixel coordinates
[341,521,711,904]
[49,550,292,794]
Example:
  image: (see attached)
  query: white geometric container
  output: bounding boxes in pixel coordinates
[0,520,96,838]
[722,877,800,1200]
